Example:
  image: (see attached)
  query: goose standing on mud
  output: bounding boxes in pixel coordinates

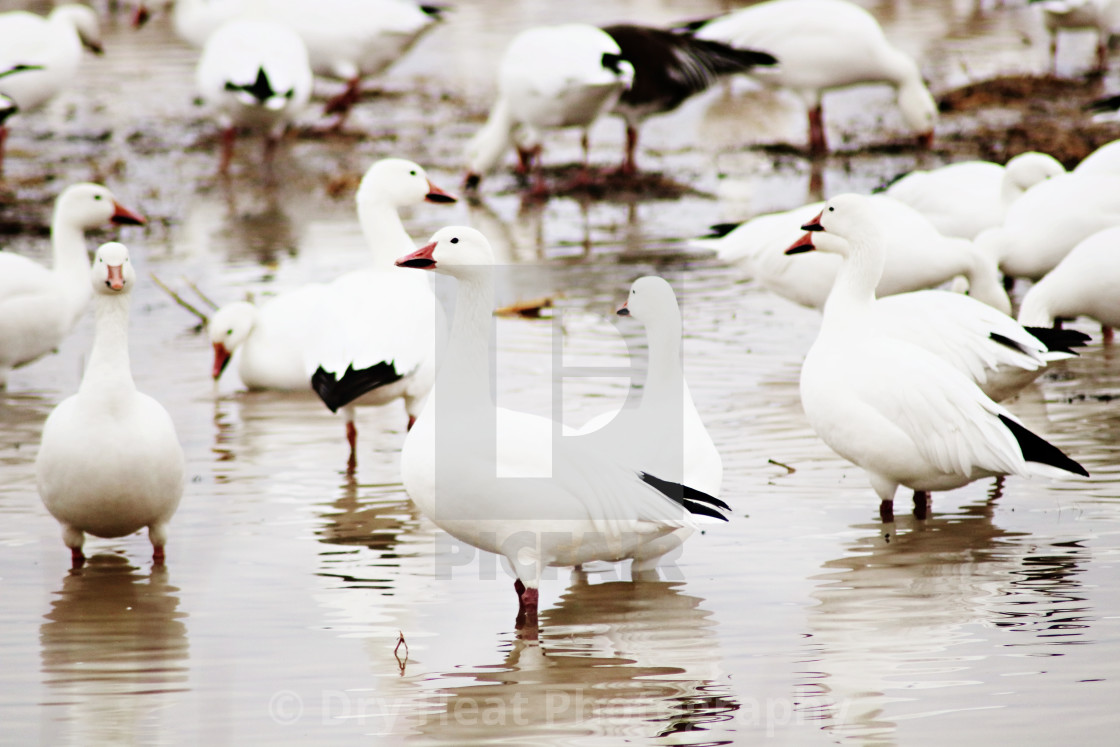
[395,227,729,637]
[37,243,185,568]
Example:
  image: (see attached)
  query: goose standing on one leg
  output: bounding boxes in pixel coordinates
[195,18,313,175]
[463,24,634,194]
[308,158,455,469]
[36,243,185,568]
[395,227,729,637]
[0,183,146,388]
[786,194,1087,521]
[599,24,776,175]
[688,0,937,156]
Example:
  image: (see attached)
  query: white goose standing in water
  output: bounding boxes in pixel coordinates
[0,183,146,388]
[787,194,1087,521]
[36,243,185,568]
[395,227,728,637]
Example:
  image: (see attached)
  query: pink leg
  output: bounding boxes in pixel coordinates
[514,580,539,640]
[618,124,638,176]
[407,414,416,431]
[323,76,362,128]
[0,125,7,178]
[1103,325,1114,344]
[70,546,85,569]
[515,144,540,175]
[912,490,931,520]
[219,126,235,175]
[879,498,894,523]
[346,420,358,472]
[807,104,827,157]
[153,545,166,565]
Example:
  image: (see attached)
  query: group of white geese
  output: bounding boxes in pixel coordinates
[4,0,1120,635]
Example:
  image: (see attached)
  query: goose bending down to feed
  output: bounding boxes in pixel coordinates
[139,0,444,127]
[0,183,146,388]
[598,24,776,175]
[1032,0,1120,73]
[0,5,103,174]
[703,195,1011,313]
[195,18,313,174]
[395,227,729,637]
[688,0,937,156]
[569,276,724,568]
[786,194,1088,521]
[1019,224,1120,342]
[308,158,455,469]
[882,151,1066,240]
[36,243,185,568]
[464,24,635,194]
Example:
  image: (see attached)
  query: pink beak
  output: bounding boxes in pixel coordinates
[425,181,457,204]
[111,201,147,226]
[396,241,438,269]
[106,264,125,291]
[212,342,231,379]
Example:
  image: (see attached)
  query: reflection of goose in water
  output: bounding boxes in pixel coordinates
[39,555,190,743]
[799,486,1093,743]
[408,576,734,743]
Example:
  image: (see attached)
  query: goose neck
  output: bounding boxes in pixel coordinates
[80,293,135,396]
[821,236,884,327]
[437,269,498,407]
[639,316,683,405]
[358,202,412,269]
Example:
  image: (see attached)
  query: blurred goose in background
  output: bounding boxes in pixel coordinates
[1019,224,1120,342]
[195,18,313,174]
[37,243,185,568]
[140,0,445,126]
[686,0,937,156]
[0,183,145,388]
[464,23,634,193]
[882,152,1066,240]
[1072,136,1120,173]
[395,227,729,636]
[974,171,1120,284]
[788,194,1088,521]
[701,195,1011,313]
[0,5,103,174]
[1032,0,1120,73]
[599,24,776,174]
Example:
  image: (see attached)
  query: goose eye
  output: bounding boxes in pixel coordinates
[828,206,834,212]
[94,195,103,200]
[450,237,459,244]
[227,328,234,335]
[410,170,417,176]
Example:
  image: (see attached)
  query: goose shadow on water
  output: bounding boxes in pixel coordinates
[39,554,190,744]
[795,482,1094,745]
[404,574,735,744]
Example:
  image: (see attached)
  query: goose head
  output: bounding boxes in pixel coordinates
[54,4,105,55]
[55,183,147,232]
[784,194,868,257]
[207,301,256,379]
[617,276,680,323]
[91,242,135,295]
[357,158,457,211]
[897,77,937,147]
[395,225,494,277]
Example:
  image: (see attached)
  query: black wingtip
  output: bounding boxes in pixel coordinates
[311,361,405,412]
[1085,93,1120,113]
[1022,326,1092,354]
[999,414,1089,477]
[705,222,742,239]
[639,471,730,521]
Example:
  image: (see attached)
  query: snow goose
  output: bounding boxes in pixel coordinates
[688,0,937,156]
[974,171,1120,283]
[306,158,455,468]
[788,222,1089,402]
[395,227,729,636]
[0,183,146,388]
[883,152,1066,240]
[195,18,313,174]
[704,195,1011,313]
[0,5,103,174]
[463,24,635,193]
[599,24,776,174]
[1033,0,1120,73]
[569,276,724,570]
[149,0,444,125]
[36,242,185,568]
[1019,224,1120,342]
[787,193,1088,521]
[1072,137,1120,174]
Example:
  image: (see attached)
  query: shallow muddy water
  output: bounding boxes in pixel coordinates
[2,0,1119,744]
